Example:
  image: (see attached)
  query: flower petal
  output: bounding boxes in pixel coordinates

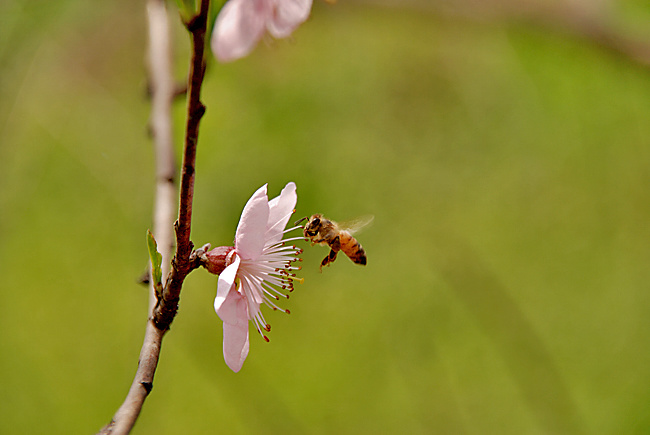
[267,0,312,39]
[214,256,240,320]
[235,184,270,260]
[266,181,297,244]
[239,268,265,306]
[212,0,271,62]
[222,298,250,372]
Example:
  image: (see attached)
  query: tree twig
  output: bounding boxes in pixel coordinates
[148,0,178,305]
[352,0,650,69]
[98,0,210,433]
[153,0,209,330]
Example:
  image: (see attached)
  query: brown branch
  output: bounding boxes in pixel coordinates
[97,1,177,434]
[98,0,210,433]
[352,0,650,70]
[510,3,650,69]
[153,0,210,330]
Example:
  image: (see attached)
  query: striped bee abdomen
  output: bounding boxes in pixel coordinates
[339,231,367,265]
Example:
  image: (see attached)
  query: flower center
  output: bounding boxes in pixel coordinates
[238,225,305,342]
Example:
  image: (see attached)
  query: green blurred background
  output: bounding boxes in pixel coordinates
[2,0,650,433]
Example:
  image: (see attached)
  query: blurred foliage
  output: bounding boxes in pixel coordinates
[2,1,650,434]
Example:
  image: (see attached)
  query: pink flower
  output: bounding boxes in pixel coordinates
[210,182,303,372]
[211,0,313,62]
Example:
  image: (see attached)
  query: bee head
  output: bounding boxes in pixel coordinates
[303,215,322,237]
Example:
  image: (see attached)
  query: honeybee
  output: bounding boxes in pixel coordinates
[296,214,373,271]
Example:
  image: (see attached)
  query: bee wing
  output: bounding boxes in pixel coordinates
[338,215,374,235]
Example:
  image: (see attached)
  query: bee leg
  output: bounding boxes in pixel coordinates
[319,236,341,272]
[320,249,339,272]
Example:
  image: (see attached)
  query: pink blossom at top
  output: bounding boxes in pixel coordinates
[211,0,313,62]
[211,182,303,372]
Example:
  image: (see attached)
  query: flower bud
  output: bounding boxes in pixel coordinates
[201,245,235,275]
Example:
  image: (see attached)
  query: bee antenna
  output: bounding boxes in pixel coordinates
[294,216,308,226]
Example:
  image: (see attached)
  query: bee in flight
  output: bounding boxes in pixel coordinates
[296,214,373,271]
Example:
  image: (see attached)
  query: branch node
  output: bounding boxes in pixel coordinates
[193,102,206,120]
[141,382,153,394]
[186,13,207,32]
